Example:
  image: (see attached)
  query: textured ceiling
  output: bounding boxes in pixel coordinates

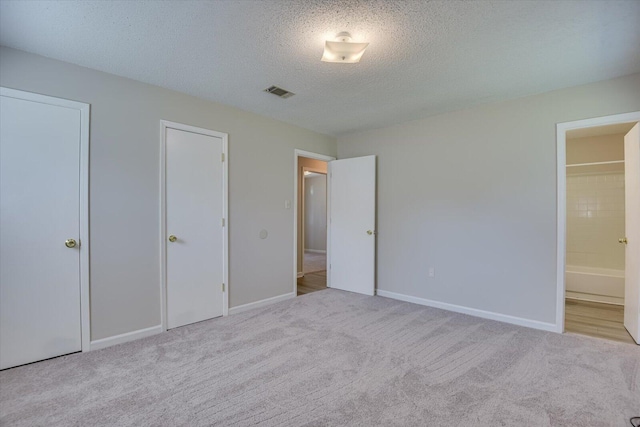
[1,0,639,136]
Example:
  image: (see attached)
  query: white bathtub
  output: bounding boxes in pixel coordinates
[565,265,625,305]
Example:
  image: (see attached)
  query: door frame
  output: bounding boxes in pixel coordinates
[293,150,335,295]
[0,87,91,352]
[555,111,640,333]
[160,120,229,331]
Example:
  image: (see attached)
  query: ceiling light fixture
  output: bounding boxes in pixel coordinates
[321,32,369,64]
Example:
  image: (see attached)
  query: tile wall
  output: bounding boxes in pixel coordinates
[566,171,625,270]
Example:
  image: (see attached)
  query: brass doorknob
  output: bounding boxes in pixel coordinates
[618,237,628,244]
[65,239,77,248]
[367,230,375,235]
[168,235,177,242]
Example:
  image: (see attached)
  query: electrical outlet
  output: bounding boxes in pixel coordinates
[428,267,435,278]
[284,200,291,209]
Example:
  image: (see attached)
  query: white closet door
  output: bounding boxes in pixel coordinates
[166,127,224,329]
[328,155,376,296]
[623,123,640,344]
[0,93,82,369]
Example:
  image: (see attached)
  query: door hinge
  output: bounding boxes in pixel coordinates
[222,283,225,292]
[221,153,225,162]
[222,218,225,227]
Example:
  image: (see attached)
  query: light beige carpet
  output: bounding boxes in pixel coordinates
[1,289,638,426]
[303,250,325,273]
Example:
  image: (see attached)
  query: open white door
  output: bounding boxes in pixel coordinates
[623,123,640,344]
[328,155,376,295]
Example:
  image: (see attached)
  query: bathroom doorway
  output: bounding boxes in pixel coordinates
[557,112,640,345]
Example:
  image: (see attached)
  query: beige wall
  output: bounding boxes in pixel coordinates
[338,72,640,325]
[0,46,337,341]
[566,134,625,165]
[566,134,625,271]
[297,157,328,274]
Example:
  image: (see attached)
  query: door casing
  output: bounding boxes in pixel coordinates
[555,111,640,334]
[160,120,229,331]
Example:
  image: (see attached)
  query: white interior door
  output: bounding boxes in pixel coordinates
[0,91,83,369]
[623,122,640,344]
[165,127,224,329]
[328,155,376,295]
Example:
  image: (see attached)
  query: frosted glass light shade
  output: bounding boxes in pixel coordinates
[321,33,369,63]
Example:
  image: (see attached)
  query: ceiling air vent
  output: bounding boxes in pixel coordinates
[264,85,295,99]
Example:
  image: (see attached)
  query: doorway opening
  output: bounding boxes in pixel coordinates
[293,150,335,296]
[557,112,640,345]
[300,169,328,295]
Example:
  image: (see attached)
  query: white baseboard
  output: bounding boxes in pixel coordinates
[229,292,296,315]
[90,324,163,351]
[376,290,557,333]
[304,249,326,254]
[297,272,304,278]
[565,291,623,306]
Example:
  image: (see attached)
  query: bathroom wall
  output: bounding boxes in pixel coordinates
[566,134,625,164]
[304,175,327,252]
[566,134,625,270]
